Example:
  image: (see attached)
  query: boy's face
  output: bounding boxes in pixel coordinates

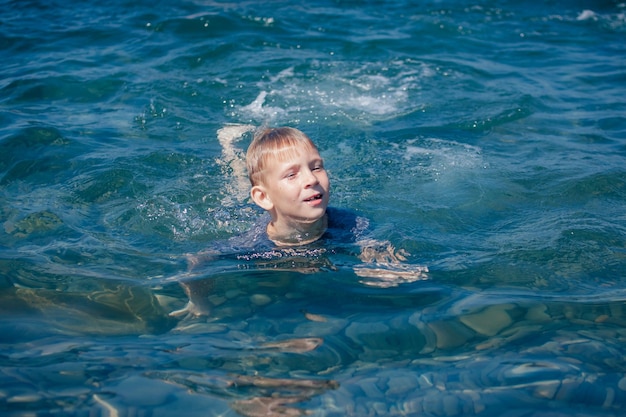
[258,146,330,227]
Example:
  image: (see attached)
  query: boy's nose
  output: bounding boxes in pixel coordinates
[303,169,319,187]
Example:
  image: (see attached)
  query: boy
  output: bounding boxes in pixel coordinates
[173,126,427,317]
[247,127,331,246]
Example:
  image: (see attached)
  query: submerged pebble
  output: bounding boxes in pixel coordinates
[5,211,63,237]
[459,304,514,337]
[249,294,272,306]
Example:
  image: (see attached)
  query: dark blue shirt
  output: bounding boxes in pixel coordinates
[204,207,370,273]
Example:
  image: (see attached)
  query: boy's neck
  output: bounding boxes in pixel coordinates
[267,214,328,246]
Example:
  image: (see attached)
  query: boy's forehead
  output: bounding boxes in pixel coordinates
[270,143,321,162]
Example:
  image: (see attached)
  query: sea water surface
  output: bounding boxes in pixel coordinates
[2,0,626,416]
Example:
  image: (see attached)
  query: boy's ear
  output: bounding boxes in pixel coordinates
[250,185,273,211]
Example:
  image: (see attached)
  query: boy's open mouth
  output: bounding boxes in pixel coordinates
[304,193,323,202]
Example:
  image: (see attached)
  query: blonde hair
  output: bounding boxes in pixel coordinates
[246,127,319,186]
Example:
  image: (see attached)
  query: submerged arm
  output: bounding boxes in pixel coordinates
[216,124,255,205]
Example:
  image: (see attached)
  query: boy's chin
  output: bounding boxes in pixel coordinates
[313,205,329,217]
[299,209,327,224]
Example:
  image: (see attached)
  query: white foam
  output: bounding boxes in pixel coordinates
[238,91,285,122]
[334,92,404,116]
[235,60,435,124]
[270,66,295,83]
[403,138,486,170]
[577,10,597,21]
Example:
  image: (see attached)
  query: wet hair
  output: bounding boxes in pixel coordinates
[246,127,319,186]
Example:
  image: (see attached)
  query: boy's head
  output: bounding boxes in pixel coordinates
[245,127,330,240]
[246,127,319,187]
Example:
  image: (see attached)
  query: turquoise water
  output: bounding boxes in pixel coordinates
[2,0,626,416]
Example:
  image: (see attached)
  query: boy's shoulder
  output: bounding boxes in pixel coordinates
[325,206,370,242]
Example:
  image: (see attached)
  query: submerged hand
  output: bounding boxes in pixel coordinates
[355,238,428,287]
[169,280,214,317]
[357,238,409,263]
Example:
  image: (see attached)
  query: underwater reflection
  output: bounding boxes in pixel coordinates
[1,279,175,338]
[148,334,337,417]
